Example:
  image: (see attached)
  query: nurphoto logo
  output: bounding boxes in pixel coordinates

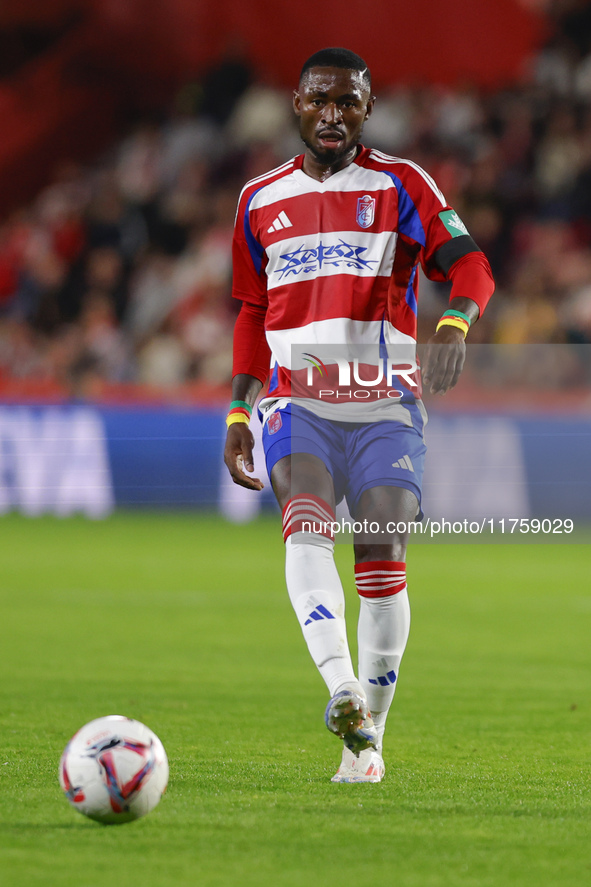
[302,349,418,399]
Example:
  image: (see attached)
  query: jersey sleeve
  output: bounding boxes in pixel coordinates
[232,301,271,383]
[424,207,483,281]
[231,187,269,308]
[447,251,495,316]
[393,163,482,283]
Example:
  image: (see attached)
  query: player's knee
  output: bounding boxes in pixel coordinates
[354,537,408,563]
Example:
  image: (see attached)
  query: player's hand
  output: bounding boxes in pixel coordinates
[223,423,264,491]
[422,326,466,395]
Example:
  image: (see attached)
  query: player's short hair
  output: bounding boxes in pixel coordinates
[300,48,371,90]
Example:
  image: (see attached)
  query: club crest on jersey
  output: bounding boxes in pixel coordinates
[268,411,282,434]
[356,195,375,229]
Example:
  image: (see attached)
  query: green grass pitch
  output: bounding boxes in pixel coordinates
[0,512,589,887]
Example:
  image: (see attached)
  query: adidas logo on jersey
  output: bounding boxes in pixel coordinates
[267,211,293,233]
[392,455,415,472]
[304,604,335,625]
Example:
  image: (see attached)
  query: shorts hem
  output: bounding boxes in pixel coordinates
[348,477,423,519]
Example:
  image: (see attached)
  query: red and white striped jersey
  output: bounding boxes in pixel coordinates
[232,145,483,422]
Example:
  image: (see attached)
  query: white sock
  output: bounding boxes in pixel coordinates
[285,533,363,698]
[355,561,411,749]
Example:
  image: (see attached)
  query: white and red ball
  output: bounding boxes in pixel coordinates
[59,715,168,824]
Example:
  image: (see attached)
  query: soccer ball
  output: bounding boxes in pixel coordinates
[59,715,169,824]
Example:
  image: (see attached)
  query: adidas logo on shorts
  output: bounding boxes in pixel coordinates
[392,455,414,472]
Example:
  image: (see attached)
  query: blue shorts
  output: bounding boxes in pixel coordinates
[262,403,426,516]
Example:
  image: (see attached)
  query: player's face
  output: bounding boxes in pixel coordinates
[293,67,374,167]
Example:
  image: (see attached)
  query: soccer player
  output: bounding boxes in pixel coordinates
[224,48,494,782]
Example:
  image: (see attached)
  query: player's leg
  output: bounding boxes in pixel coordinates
[270,448,364,703]
[331,420,424,782]
[329,486,415,782]
[263,406,377,763]
[353,484,416,754]
[273,451,378,754]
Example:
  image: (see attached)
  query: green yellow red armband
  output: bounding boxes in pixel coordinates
[435,309,471,338]
[226,400,253,427]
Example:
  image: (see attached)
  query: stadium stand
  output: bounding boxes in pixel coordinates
[0,1,591,405]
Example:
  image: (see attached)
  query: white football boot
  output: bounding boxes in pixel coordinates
[331,746,385,783]
[324,690,378,756]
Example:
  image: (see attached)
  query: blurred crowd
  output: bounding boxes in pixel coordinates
[2,9,591,400]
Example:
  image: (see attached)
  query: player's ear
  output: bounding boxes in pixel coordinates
[293,89,302,116]
[365,96,376,120]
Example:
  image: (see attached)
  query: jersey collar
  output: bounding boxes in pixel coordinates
[293,144,369,176]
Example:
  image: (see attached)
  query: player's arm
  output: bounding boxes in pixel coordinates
[396,166,495,395]
[411,183,496,397]
[422,250,494,394]
[224,184,271,490]
[223,301,270,491]
[224,373,265,490]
